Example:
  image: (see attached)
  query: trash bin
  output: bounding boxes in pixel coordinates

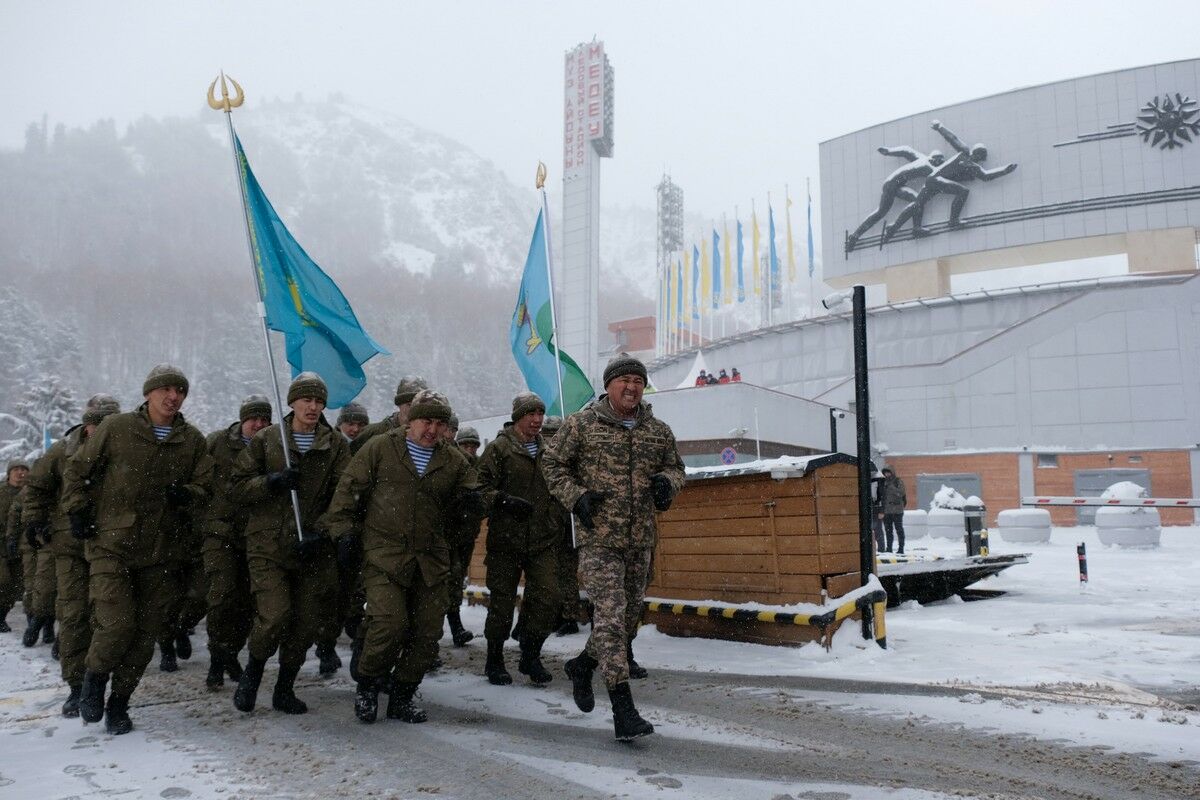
[963,503,989,556]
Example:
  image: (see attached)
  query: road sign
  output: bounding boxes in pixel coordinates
[720,447,737,465]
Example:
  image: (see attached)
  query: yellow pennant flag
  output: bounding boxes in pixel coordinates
[722,218,733,304]
[786,190,796,282]
[751,207,761,297]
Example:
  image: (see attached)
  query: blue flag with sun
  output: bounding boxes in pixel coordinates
[235,134,388,408]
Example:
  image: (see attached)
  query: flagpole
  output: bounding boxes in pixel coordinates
[209,73,305,542]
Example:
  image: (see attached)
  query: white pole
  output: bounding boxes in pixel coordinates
[216,85,305,541]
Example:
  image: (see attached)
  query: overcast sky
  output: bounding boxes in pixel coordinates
[3,0,1199,221]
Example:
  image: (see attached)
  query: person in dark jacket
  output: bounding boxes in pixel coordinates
[881,467,908,555]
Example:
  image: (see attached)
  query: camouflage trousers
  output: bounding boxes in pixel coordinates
[318,558,363,650]
[578,544,652,689]
[55,551,92,688]
[0,556,22,619]
[358,562,445,683]
[556,542,581,622]
[86,557,177,696]
[445,539,476,614]
[203,540,252,664]
[22,543,57,620]
[247,554,337,670]
[163,555,207,641]
[483,546,559,644]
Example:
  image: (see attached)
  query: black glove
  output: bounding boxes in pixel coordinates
[337,532,362,572]
[165,483,192,508]
[25,520,49,550]
[572,491,608,530]
[295,526,325,559]
[69,510,98,541]
[650,473,676,512]
[496,492,534,520]
[266,467,302,494]
[457,490,486,520]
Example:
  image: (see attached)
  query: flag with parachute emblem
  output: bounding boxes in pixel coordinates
[509,209,594,416]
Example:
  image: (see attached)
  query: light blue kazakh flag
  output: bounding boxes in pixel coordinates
[711,229,721,310]
[691,244,700,321]
[736,219,745,302]
[509,209,595,417]
[235,135,388,408]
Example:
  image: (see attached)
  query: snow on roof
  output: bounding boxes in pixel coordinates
[686,452,858,481]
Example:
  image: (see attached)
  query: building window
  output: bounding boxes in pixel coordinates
[1128,454,1143,463]
[1037,453,1058,468]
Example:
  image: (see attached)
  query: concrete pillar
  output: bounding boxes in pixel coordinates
[1126,227,1197,274]
[1018,452,1035,507]
[1190,448,1200,525]
[885,259,950,302]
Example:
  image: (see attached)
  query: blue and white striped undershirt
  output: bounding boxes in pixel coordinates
[522,440,539,458]
[240,435,251,445]
[292,431,316,453]
[407,441,434,476]
[152,425,172,441]
[620,418,636,429]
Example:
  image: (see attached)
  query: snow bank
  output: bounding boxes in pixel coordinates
[1096,481,1161,547]
[997,508,1052,543]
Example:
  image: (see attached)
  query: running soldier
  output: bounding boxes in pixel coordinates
[542,416,581,637]
[444,425,484,647]
[231,373,347,715]
[542,354,685,741]
[62,364,214,735]
[349,375,427,455]
[200,394,272,689]
[0,461,30,634]
[326,390,483,724]
[14,462,56,648]
[22,394,121,715]
[335,402,369,442]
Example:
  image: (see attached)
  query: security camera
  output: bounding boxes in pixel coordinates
[830,409,846,419]
[822,288,854,310]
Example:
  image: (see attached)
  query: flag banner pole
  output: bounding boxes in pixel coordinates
[535,162,577,548]
[209,73,305,542]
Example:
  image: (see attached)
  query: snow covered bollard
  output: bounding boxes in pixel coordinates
[902,508,927,540]
[1095,481,1161,548]
[927,485,967,539]
[996,508,1052,544]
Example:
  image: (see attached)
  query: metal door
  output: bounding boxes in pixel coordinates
[1073,468,1151,524]
[916,473,982,510]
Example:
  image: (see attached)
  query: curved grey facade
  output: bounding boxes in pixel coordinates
[821,59,1200,284]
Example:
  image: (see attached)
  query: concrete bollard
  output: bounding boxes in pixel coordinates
[996,508,1052,544]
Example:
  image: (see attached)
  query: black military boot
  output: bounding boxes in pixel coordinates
[175,630,192,660]
[22,616,43,647]
[517,634,553,685]
[272,663,308,714]
[316,642,341,678]
[104,692,133,735]
[348,635,364,683]
[79,670,109,723]
[564,651,597,712]
[484,640,512,686]
[447,610,474,646]
[205,658,225,690]
[386,679,427,723]
[158,638,178,672]
[42,618,55,644]
[225,656,243,681]
[62,684,82,717]
[233,655,266,712]
[354,678,379,723]
[555,619,580,637]
[627,640,648,680]
[608,682,654,742]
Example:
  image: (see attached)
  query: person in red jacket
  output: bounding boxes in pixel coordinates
[731,368,742,382]
[694,370,708,387]
[717,369,730,384]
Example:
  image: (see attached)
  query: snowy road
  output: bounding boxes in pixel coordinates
[3,620,1197,800]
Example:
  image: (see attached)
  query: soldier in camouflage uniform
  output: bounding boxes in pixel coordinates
[62,364,214,735]
[444,425,483,647]
[542,354,685,741]
[326,390,483,724]
[478,393,561,686]
[158,510,207,672]
[231,374,348,716]
[200,395,271,689]
[22,394,121,715]
[335,402,369,442]
[0,461,30,633]
[14,470,58,648]
[349,375,427,455]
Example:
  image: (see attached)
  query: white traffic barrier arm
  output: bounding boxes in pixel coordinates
[1021,496,1200,507]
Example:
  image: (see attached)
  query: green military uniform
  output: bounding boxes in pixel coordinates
[444,431,483,640]
[61,401,214,709]
[478,418,561,681]
[326,390,480,722]
[1,473,27,629]
[231,404,348,712]
[201,421,256,681]
[15,485,57,644]
[158,514,207,669]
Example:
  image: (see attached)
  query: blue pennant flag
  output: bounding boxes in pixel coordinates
[736,219,745,302]
[768,202,780,296]
[235,135,388,408]
[509,209,595,417]
[711,229,721,310]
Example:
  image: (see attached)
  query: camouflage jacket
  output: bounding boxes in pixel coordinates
[231,414,348,570]
[349,413,402,455]
[203,422,253,550]
[22,425,90,557]
[61,406,214,569]
[541,396,685,551]
[325,430,480,588]
[478,424,560,554]
[446,448,484,549]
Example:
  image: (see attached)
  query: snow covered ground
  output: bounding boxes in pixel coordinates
[2,525,1197,798]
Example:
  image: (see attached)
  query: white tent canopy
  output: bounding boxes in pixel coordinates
[676,350,711,389]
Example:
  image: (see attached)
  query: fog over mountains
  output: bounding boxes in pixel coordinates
[0,95,665,440]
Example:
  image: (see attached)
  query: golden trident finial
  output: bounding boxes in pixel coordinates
[535,161,547,190]
[207,72,245,113]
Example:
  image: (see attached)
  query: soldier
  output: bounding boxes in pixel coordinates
[444,425,483,647]
[14,464,57,648]
[325,390,483,724]
[158,510,207,672]
[336,402,369,442]
[230,373,348,715]
[62,364,214,735]
[542,354,685,741]
[478,393,560,686]
[200,394,272,689]
[349,375,427,455]
[22,394,121,715]
[543,415,581,637]
[0,461,30,633]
